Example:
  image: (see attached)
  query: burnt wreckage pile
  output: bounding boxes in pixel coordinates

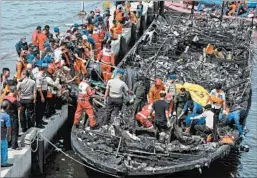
[71,14,253,176]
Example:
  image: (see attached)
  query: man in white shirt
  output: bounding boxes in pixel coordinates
[191,104,215,139]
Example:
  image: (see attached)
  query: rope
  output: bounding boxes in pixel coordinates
[37,132,121,178]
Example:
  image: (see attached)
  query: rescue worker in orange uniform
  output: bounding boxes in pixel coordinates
[228,1,237,16]
[136,104,153,128]
[74,75,96,128]
[73,41,87,84]
[16,50,28,81]
[110,20,123,40]
[92,28,103,57]
[96,42,115,83]
[148,78,165,104]
[128,11,137,24]
[38,30,47,56]
[82,35,93,60]
[114,6,124,23]
[32,26,41,47]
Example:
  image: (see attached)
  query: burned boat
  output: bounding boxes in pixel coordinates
[71,11,253,177]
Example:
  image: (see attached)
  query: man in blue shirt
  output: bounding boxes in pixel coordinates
[178,100,203,133]
[225,109,247,136]
[1,101,13,167]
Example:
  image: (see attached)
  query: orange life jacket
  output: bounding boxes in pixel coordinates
[16,59,27,81]
[97,48,115,65]
[114,9,124,22]
[136,104,153,128]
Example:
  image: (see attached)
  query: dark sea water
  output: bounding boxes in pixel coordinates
[1,1,257,178]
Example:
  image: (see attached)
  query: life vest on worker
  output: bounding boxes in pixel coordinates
[97,48,115,65]
[115,23,123,34]
[77,81,95,100]
[92,29,102,56]
[16,59,27,81]
[47,61,56,75]
[114,9,124,22]
[38,33,47,51]
[110,27,117,40]
[32,30,39,46]
[130,12,137,24]
[136,104,153,128]
[209,89,225,107]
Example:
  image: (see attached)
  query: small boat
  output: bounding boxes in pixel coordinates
[71,8,252,177]
[195,0,256,8]
[165,1,257,23]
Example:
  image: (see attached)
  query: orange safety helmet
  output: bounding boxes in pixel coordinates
[95,8,100,13]
[155,78,162,86]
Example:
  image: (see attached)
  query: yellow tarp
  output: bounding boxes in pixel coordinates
[175,83,209,106]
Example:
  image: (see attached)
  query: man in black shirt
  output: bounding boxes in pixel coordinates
[149,91,170,131]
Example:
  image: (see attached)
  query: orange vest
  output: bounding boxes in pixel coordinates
[38,33,46,50]
[136,105,153,128]
[110,27,117,39]
[130,12,137,24]
[114,23,123,34]
[97,48,115,65]
[16,59,27,80]
[115,10,124,22]
[91,33,102,56]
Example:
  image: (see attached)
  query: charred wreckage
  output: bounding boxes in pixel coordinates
[70,10,253,177]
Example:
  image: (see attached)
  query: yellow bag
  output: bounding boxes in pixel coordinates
[175,83,209,106]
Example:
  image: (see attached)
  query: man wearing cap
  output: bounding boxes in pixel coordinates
[97,42,115,83]
[15,37,28,56]
[32,26,41,47]
[35,62,48,129]
[74,74,96,128]
[17,70,36,132]
[53,27,60,42]
[191,104,215,138]
[104,69,133,125]
[165,74,177,116]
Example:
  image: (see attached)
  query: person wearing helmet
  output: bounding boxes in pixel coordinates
[148,78,165,104]
[16,50,28,81]
[15,36,28,56]
[53,27,60,41]
[165,74,177,116]
[224,109,247,137]
[82,35,93,60]
[96,42,115,83]
[173,88,190,117]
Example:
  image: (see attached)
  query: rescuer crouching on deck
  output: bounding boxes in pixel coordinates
[74,74,96,129]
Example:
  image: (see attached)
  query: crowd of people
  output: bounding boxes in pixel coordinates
[0,1,144,168]
[0,0,247,168]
